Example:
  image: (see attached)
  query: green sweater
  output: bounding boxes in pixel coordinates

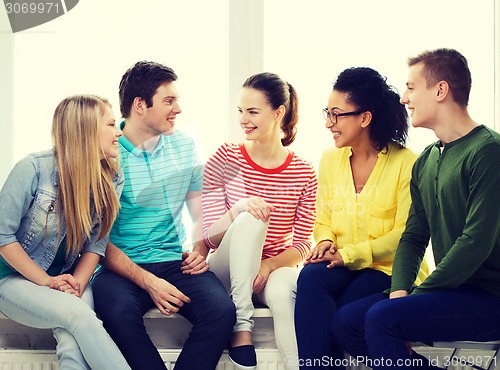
[391,125,500,296]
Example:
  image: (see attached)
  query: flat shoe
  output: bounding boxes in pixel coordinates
[228,344,257,369]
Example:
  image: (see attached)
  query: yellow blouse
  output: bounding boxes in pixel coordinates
[314,143,428,283]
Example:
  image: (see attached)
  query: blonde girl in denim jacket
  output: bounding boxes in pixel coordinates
[0,95,131,370]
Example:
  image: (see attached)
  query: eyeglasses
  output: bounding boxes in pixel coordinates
[323,108,363,125]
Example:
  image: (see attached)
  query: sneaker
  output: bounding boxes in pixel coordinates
[228,344,257,369]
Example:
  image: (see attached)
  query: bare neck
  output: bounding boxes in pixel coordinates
[122,119,161,152]
[432,107,478,145]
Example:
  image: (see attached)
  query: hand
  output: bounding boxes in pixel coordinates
[181,251,209,275]
[305,244,344,268]
[389,290,409,299]
[233,197,275,222]
[253,260,272,294]
[144,274,191,316]
[304,240,336,265]
[48,274,81,297]
[325,251,344,268]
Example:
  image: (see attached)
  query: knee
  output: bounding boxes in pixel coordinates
[265,269,297,312]
[364,300,393,336]
[64,299,97,321]
[58,300,103,332]
[234,211,268,234]
[203,293,236,328]
[296,263,326,292]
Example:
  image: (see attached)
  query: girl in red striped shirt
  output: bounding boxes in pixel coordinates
[202,72,317,370]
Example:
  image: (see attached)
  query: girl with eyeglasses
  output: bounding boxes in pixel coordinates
[294,67,429,370]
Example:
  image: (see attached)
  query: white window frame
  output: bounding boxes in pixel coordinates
[1,1,499,185]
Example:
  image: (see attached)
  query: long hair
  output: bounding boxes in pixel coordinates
[51,95,121,256]
[243,72,299,147]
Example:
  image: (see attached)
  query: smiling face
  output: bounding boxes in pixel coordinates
[143,81,182,135]
[237,87,281,143]
[99,104,121,159]
[325,90,365,148]
[400,62,439,129]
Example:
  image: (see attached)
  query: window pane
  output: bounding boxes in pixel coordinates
[10,0,229,162]
[263,0,495,163]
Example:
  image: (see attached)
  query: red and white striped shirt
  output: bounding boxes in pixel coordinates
[202,143,317,260]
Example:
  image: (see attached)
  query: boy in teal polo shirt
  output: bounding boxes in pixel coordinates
[92,61,235,370]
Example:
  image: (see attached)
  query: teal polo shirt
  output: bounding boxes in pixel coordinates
[110,126,203,264]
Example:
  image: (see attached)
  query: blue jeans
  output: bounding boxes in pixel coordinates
[294,263,391,369]
[0,274,131,370]
[335,287,500,369]
[92,260,236,370]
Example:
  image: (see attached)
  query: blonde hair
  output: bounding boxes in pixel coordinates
[51,95,121,256]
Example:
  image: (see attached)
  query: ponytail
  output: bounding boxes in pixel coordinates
[281,82,298,146]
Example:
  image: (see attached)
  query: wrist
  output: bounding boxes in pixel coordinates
[261,258,275,273]
[318,239,334,245]
[135,268,154,291]
[193,241,209,258]
[42,275,53,287]
[228,207,235,222]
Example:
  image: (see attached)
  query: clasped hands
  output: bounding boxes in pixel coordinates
[48,274,81,296]
[304,240,344,268]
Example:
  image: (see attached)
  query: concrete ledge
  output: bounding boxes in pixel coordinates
[0,307,276,350]
[143,307,272,319]
[0,309,279,369]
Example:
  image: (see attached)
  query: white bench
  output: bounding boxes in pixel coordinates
[0,307,283,369]
[1,310,498,370]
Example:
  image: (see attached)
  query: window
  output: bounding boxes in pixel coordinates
[0,0,498,186]
[263,0,496,165]
[0,0,229,186]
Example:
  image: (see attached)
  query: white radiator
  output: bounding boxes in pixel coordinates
[0,349,286,370]
[0,348,488,369]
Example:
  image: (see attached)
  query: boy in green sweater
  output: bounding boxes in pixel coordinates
[334,48,500,369]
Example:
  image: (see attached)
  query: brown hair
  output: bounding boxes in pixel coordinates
[243,72,299,146]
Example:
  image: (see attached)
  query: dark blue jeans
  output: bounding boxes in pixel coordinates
[294,263,391,369]
[92,260,236,370]
[335,287,500,369]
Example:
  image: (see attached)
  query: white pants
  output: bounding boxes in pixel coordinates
[208,212,299,370]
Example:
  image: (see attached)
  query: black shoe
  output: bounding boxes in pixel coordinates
[228,345,257,369]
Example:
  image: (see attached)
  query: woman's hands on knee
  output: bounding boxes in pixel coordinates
[233,197,275,222]
[304,240,337,265]
[48,274,81,297]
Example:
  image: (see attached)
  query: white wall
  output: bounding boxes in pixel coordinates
[0,9,13,186]
[0,0,498,187]
[2,0,229,184]
[262,0,496,165]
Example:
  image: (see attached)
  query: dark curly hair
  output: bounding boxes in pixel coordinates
[119,61,178,118]
[333,67,408,151]
[243,72,298,147]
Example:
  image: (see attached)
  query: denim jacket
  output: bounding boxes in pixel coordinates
[0,150,124,273]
